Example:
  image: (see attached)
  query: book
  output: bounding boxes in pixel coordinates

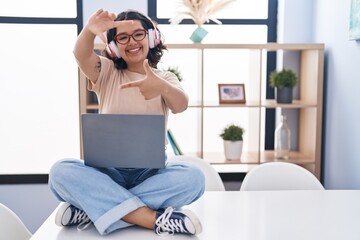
[167,129,183,155]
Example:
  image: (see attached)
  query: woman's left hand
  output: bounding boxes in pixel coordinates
[119,59,166,100]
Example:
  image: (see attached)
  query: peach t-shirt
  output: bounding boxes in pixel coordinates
[87,56,184,137]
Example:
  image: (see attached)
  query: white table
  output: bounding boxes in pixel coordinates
[31,190,360,240]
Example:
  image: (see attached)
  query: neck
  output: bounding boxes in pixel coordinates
[127,62,145,74]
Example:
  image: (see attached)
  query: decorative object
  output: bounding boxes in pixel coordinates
[190,26,208,43]
[220,124,245,160]
[274,114,291,159]
[269,69,297,104]
[163,66,183,82]
[218,83,246,104]
[169,0,236,43]
[349,0,360,40]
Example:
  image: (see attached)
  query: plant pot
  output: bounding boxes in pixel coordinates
[276,87,293,103]
[223,140,243,160]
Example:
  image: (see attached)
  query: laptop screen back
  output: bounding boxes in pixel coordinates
[81,114,165,169]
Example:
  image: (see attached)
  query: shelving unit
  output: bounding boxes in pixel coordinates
[79,43,324,179]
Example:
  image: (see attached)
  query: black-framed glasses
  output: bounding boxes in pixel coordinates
[114,29,148,45]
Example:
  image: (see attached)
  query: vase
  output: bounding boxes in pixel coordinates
[190,26,208,43]
[274,114,291,159]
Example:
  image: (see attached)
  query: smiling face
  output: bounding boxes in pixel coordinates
[115,20,150,73]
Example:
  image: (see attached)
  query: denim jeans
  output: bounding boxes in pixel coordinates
[48,158,205,235]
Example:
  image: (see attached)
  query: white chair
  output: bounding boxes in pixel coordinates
[168,155,226,191]
[0,203,32,240]
[240,162,324,191]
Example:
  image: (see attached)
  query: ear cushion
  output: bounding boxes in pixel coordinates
[106,41,121,59]
[148,29,160,49]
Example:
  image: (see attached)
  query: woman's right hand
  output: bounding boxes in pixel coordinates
[85,9,118,42]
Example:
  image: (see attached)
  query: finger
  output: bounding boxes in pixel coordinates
[99,32,107,44]
[109,12,117,20]
[119,80,141,89]
[97,10,109,19]
[112,20,135,28]
[95,9,104,15]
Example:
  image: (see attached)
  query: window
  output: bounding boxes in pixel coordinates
[0,0,82,183]
[149,0,277,43]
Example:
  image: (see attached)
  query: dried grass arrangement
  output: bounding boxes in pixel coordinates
[169,0,236,26]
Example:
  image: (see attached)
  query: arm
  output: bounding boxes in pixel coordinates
[73,9,122,83]
[73,27,101,82]
[161,80,189,114]
[119,60,189,114]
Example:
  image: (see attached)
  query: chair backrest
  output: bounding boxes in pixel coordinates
[0,203,32,240]
[168,155,226,191]
[240,162,324,191]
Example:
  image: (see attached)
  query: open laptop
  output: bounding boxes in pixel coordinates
[81,113,165,169]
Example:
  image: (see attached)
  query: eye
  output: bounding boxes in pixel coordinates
[116,35,128,42]
[134,31,146,38]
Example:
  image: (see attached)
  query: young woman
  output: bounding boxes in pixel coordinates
[48,9,205,236]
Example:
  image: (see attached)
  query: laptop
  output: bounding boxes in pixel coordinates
[81,113,165,169]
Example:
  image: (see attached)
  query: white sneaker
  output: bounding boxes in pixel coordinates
[55,202,92,230]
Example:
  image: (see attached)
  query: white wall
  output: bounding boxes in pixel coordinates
[277,0,314,43]
[0,184,60,233]
[313,0,360,189]
[278,0,360,189]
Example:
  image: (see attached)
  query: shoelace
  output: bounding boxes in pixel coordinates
[70,208,92,231]
[155,207,187,236]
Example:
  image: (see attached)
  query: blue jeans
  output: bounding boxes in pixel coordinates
[48,158,205,235]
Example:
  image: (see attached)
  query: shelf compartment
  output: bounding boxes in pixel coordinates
[260,150,315,165]
[204,151,260,164]
[262,99,317,108]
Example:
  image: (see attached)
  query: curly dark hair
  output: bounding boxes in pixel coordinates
[104,10,167,69]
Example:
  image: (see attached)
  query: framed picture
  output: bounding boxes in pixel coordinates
[349,0,360,40]
[218,84,246,104]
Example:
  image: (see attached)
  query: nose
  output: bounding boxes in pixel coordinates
[129,35,138,44]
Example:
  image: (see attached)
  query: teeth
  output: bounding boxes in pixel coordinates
[128,48,140,52]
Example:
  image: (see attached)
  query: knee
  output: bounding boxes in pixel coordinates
[173,162,206,196]
[49,158,83,185]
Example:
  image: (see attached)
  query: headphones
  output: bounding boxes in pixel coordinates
[105,13,161,60]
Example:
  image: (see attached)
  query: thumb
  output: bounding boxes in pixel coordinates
[143,59,152,75]
[99,32,107,44]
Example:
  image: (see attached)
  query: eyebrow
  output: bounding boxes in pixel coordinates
[116,28,145,35]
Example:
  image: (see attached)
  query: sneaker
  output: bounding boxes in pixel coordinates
[55,202,92,230]
[155,207,202,236]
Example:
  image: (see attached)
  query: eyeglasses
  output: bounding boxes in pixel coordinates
[114,29,148,45]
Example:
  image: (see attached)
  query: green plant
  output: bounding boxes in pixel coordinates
[269,69,297,90]
[220,124,245,142]
[163,66,183,82]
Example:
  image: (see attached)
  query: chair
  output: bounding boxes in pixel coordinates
[168,155,226,191]
[240,162,324,191]
[0,203,32,240]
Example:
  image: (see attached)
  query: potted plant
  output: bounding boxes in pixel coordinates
[220,124,245,160]
[269,69,297,103]
[163,66,183,82]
